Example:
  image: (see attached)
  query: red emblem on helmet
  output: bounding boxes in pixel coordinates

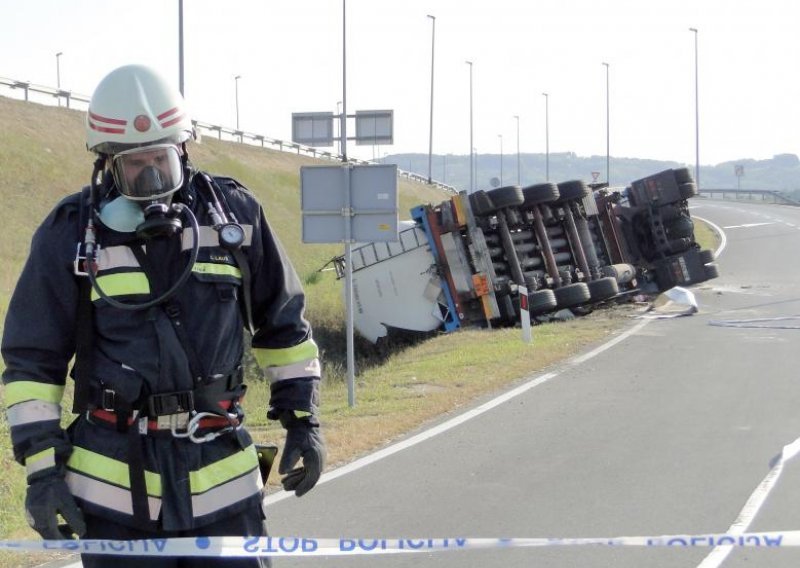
[134,115,151,132]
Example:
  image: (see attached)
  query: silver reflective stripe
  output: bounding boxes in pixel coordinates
[266,358,322,383]
[181,225,253,251]
[25,449,56,477]
[191,467,261,518]
[96,245,140,271]
[7,400,61,427]
[65,471,161,521]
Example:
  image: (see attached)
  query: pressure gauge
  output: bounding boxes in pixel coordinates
[218,222,245,251]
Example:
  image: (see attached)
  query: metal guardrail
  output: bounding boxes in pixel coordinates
[699,188,800,206]
[0,76,458,195]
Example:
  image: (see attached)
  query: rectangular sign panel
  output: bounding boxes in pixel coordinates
[291,112,334,147]
[300,164,398,243]
[355,110,393,146]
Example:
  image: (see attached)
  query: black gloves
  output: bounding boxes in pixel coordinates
[277,411,326,497]
[25,471,86,540]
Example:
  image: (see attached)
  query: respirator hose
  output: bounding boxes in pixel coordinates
[86,203,200,311]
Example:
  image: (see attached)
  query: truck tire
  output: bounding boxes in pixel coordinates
[522,183,560,206]
[704,264,719,279]
[674,167,693,184]
[667,215,694,239]
[528,289,558,315]
[486,185,524,211]
[555,180,590,202]
[554,282,591,309]
[699,249,715,265]
[587,276,619,302]
[679,182,698,199]
[469,190,494,217]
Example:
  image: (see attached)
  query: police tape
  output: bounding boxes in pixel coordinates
[0,531,798,557]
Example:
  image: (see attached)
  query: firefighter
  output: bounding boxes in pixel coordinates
[2,64,325,567]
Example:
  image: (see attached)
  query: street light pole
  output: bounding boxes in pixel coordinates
[602,62,610,185]
[178,0,184,96]
[336,101,342,157]
[55,52,63,106]
[466,60,474,192]
[427,14,436,184]
[542,92,549,182]
[690,27,700,189]
[514,115,520,185]
[498,134,503,186]
[234,75,241,134]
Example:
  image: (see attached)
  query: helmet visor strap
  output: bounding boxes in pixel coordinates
[112,144,184,200]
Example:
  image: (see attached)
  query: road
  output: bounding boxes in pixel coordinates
[48,198,800,567]
[264,199,800,567]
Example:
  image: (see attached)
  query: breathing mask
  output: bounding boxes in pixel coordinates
[109,144,185,239]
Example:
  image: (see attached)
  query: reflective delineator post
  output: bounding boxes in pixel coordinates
[519,286,532,343]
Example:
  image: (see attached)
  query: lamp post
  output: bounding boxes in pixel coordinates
[336,101,342,156]
[542,92,549,181]
[234,75,241,134]
[514,114,520,185]
[55,52,63,106]
[178,0,184,96]
[602,62,610,185]
[466,60,474,192]
[498,134,504,186]
[690,27,700,189]
[427,14,436,184]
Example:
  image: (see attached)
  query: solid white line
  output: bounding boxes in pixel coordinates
[693,215,727,259]
[264,318,652,506]
[696,436,800,568]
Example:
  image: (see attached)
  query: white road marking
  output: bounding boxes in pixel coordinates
[696,436,800,568]
[722,222,774,229]
[693,215,728,258]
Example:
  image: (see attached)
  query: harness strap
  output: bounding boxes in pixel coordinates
[72,188,95,414]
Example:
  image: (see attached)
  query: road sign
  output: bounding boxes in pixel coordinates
[355,110,393,145]
[300,164,399,243]
[292,112,334,147]
[591,171,601,182]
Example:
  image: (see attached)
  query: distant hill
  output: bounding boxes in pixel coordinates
[388,152,800,197]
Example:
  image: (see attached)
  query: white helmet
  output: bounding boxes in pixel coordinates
[86,64,193,155]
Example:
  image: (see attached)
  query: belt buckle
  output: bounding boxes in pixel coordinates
[157,412,190,431]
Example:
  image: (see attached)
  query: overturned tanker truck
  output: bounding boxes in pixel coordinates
[332,168,718,343]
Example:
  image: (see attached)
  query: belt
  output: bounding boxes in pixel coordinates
[89,400,238,432]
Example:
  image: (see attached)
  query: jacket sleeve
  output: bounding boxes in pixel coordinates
[2,195,81,478]
[243,195,320,419]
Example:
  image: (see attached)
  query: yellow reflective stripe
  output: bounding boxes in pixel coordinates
[90,272,150,301]
[26,447,54,466]
[254,339,319,368]
[192,262,242,279]
[68,447,162,497]
[189,444,258,495]
[5,381,64,406]
[25,447,56,476]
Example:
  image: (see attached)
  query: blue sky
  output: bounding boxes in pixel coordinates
[2,0,798,166]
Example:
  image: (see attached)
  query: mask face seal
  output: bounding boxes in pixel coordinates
[111,144,184,201]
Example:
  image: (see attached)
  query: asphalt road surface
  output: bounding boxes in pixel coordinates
[264,199,800,568]
[49,198,800,567]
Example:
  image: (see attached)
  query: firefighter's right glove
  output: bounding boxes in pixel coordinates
[277,411,326,497]
[25,471,86,540]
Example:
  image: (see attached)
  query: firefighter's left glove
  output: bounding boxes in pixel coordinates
[26,471,86,540]
[277,411,326,497]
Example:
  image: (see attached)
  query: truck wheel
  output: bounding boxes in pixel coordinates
[587,276,619,302]
[704,264,719,279]
[469,190,494,217]
[522,183,560,206]
[554,282,591,308]
[679,182,698,199]
[699,249,715,264]
[667,216,694,238]
[486,185,524,210]
[528,289,558,315]
[555,180,590,202]
[674,167,693,184]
